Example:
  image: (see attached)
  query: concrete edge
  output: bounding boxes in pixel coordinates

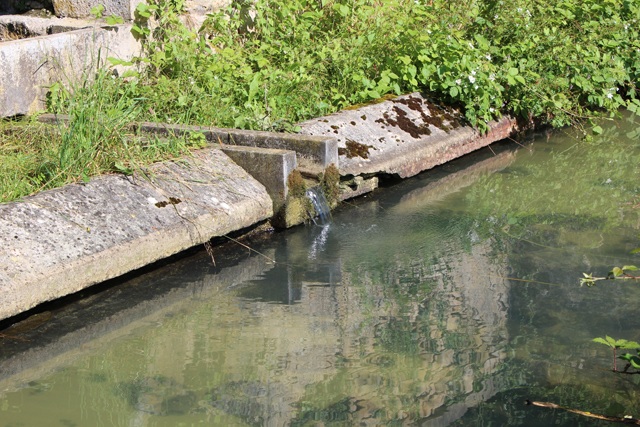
[136,121,339,169]
[0,147,273,320]
[0,23,140,117]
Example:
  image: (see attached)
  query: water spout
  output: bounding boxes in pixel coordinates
[305,187,331,225]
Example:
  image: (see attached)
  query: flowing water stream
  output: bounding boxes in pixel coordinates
[0,113,639,426]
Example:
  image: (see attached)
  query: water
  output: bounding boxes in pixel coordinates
[1,113,639,426]
[305,186,332,225]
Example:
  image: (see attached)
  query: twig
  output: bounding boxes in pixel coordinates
[526,400,640,424]
[224,234,276,264]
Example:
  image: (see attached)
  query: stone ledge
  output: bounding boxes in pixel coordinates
[136,121,339,171]
[0,24,140,117]
[0,147,272,321]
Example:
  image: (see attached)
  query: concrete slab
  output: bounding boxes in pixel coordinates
[0,147,272,321]
[298,92,519,178]
[0,23,140,117]
[221,145,297,215]
[51,0,143,20]
[0,15,93,41]
[137,121,339,171]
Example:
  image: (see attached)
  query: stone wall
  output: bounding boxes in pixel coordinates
[0,0,231,20]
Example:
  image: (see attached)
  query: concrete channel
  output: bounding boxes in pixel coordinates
[0,3,521,324]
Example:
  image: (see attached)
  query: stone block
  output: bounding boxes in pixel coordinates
[221,145,297,216]
[0,147,273,321]
[0,24,140,117]
[51,0,141,19]
[137,122,339,171]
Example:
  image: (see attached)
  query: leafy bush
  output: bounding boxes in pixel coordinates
[111,0,640,133]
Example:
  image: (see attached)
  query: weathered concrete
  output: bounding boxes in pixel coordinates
[137,121,339,172]
[0,147,272,321]
[298,93,519,179]
[221,145,297,215]
[51,0,143,20]
[0,15,93,41]
[0,23,140,117]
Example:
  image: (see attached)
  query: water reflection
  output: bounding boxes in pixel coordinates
[0,114,639,426]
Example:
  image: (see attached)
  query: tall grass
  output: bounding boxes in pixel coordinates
[1,69,204,203]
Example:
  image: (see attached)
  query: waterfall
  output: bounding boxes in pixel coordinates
[305,187,331,225]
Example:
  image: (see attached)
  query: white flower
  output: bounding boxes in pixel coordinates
[489,107,495,112]
[471,70,476,75]
[489,73,496,81]
[455,79,462,85]
[468,42,474,49]
[485,54,492,61]
[468,75,476,83]
[607,92,614,99]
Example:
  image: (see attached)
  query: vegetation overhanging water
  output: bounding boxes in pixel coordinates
[0,113,638,426]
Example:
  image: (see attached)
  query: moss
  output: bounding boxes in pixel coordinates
[320,163,341,207]
[338,139,374,159]
[287,169,306,198]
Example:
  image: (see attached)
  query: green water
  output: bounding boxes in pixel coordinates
[1,113,639,426]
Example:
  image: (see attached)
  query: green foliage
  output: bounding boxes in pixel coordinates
[593,336,640,372]
[102,0,640,132]
[6,0,640,202]
[0,69,203,203]
[593,336,640,350]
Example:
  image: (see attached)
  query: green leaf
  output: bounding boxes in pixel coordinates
[449,86,459,97]
[113,162,133,175]
[621,265,638,271]
[619,340,640,350]
[90,4,105,19]
[611,267,623,277]
[592,125,603,135]
[105,15,124,25]
[508,67,519,76]
[593,337,613,347]
[107,57,133,66]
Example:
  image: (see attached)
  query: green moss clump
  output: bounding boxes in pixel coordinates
[287,169,307,198]
[320,163,340,207]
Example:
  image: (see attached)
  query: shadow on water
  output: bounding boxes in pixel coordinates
[0,113,639,426]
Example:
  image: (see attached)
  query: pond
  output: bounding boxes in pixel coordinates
[0,113,639,426]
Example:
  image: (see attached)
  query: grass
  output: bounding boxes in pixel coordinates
[0,71,206,203]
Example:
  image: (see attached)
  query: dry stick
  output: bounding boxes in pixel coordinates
[224,234,276,264]
[526,400,640,425]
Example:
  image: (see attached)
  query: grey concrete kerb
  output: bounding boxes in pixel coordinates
[298,92,519,179]
[0,148,272,321]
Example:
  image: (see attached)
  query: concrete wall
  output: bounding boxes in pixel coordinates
[0,23,140,117]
